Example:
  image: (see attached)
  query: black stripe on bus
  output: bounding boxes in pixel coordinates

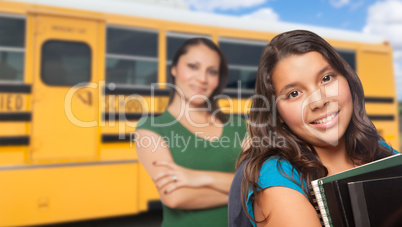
[368,115,395,121]
[0,136,29,146]
[223,90,255,98]
[233,114,394,121]
[228,114,395,121]
[365,97,394,103]
[104,85,170,96]
[0,159,138,171]
[103,113,394,122]
[148,200,162,210]
[0,84,32,93]
[105,87,254,98]
[102,134,134,143]
[0,112,31,121]
[103,113,161,121]
[103,113,246,122]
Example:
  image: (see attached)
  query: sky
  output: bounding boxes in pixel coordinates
[180,0,402,101]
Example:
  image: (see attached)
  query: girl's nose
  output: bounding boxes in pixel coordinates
[308,87,329,110]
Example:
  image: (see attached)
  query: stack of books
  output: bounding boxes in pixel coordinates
[311,154,402,227]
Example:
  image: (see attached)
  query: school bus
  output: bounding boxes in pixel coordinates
[0,0,398,226]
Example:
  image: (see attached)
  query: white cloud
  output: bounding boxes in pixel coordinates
[329,0,350,8]
[395,51,402,60]
[241,8,279,21]
[183,0,266,11]
[363,0,402,100]
[365,0,402,24]
[364,23,402,49]
[329,0,364,10]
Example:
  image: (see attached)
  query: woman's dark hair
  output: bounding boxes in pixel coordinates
[236,30,394,223]
[168,38,228,123]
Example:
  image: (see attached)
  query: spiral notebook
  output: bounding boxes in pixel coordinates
[311,154,402,227]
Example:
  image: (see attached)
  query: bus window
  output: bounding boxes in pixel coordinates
[166,33,211,78]
[106,27,158,86]
[0,16,25,82]
[219,39,266,90]
[337,49,356,70]
[41,41,91,86]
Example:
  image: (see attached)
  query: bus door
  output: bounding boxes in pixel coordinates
[30,13,101,161]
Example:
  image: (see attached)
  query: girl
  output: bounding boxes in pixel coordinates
[233,30,398,227]
[135,38,247,227]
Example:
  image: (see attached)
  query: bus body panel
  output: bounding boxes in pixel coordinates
[0,162,139,226]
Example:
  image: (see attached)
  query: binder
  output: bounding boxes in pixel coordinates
[311,154,402,227]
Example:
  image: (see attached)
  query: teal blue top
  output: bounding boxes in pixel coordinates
[246,141,399,227]
[136,110,248,227]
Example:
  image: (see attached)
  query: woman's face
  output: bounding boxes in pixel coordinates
[171,44,220,107]
[273,51,353,148]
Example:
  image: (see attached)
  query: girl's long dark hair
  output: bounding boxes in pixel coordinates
[236,30,394,223]
[168,38,228,123]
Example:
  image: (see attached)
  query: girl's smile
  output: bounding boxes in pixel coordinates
[310,110,339,129]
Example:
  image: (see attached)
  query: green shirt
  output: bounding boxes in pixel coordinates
[136,110,248,227]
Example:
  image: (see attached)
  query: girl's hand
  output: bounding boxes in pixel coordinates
[152,161,206,194]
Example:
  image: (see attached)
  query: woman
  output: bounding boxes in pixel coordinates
[229,30,398,226]
[135,38,248,227]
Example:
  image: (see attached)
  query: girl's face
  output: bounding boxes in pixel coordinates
[273,51,353,147]
[171,44,220,107]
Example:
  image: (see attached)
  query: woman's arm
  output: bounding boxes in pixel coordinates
[153,161,234,194]
[135,129,234,209]
[253,187,321,227]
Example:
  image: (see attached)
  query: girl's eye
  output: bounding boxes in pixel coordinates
[322,75,334,83]
[287,90,301,99]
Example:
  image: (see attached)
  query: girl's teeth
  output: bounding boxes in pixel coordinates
[314,112,337,124]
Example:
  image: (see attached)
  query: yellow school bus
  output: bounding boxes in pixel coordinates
[0,0,398,226]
